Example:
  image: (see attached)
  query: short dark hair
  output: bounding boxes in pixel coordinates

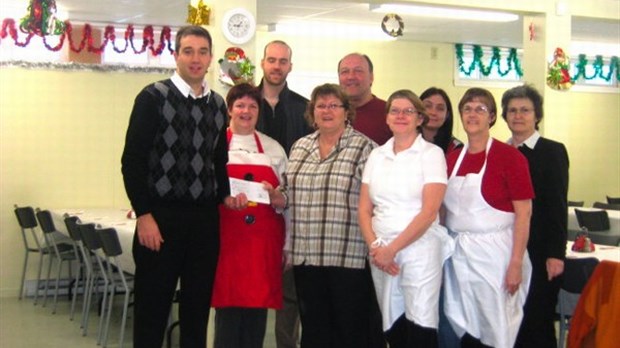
[386,89,429,133]
[305,83,356,128]
[226,83,261,110]
[501,84,544,130]
[175,26,213,54]
[420,87,455,153]
[458,87,498,127]
[337,53,374,73]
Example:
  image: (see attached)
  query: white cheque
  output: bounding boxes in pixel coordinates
[229,178,271,204]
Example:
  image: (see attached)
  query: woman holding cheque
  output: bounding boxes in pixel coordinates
[211,83,288,348]
[359,89,454,348]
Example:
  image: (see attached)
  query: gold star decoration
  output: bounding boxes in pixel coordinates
[187,0,211,25]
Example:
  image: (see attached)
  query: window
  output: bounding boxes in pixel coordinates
[455,44,523,86]
[102,29,175,67]
[0,35,63,62]
[571,55,619,88]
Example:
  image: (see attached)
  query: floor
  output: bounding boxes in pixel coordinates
[0,292,278,348]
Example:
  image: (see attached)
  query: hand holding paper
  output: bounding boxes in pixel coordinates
[229,178,271,204]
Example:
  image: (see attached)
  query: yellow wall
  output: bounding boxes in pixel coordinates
[1,0,619,296]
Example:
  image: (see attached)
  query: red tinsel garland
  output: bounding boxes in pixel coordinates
[1,18,173,56]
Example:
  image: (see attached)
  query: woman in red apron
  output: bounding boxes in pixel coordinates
[212,83,288,348]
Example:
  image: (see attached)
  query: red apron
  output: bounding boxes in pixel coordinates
[211,130,285,309]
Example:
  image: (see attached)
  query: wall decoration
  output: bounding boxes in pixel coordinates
[1,18,173,56]
[19,0,65,36]
[547,47,573,90]
[218,47,255,86]
[573,55,620,82]
[455,44,523,77]
[381,14,404,37]
[0,59,175,74]
[187,0,211,26]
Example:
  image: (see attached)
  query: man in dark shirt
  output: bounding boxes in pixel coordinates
[121,25,228,348]
[338,53,391,145]
[256,40,311,348]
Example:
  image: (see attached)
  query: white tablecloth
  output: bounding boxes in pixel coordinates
[566,241,620,263]
[568,207,620,233]
[51,208,136,273]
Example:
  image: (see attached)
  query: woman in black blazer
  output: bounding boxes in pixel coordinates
[501,84,569,348]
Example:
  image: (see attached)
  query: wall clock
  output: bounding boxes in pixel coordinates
[221,8,256,45]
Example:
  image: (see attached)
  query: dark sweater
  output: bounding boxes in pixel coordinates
[121,79,229,216]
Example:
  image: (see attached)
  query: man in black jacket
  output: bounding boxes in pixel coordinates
[256,40,311,348]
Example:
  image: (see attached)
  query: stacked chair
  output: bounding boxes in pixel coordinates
[34,209,77,313]
[97,226,134,348]
[63,215,89,322]
[76,222,110,343]
[14,205,71,304]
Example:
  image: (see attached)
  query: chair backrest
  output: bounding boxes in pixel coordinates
[63,215,82,242]
[77,223,102,251]
[562,257,600,293]
[96,227,123,257]
[575,209,610,231]
[587,234,620,247]
[607,196,620,204]
[568,200,585,207]
[592,201,620,211]
[35,209,57,235]
[14,205,37,229]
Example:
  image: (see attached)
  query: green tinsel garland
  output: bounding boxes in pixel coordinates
[456,44,620,82]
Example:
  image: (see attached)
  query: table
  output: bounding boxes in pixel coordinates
[51,208,136,273]
[566,241,620,263]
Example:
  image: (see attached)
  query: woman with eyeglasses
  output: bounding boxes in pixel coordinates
[211,83,288,348]
[358,90,454,347]
[442,87,534,348]
[420,87,463,155]
[283,83,379,347]
[502,85,569,348]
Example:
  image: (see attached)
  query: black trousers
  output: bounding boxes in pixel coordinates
[385,314,438,348]
[214,307,268,348]
[294,265,380,348]
[132,204,220,348]
[514,254,561,348]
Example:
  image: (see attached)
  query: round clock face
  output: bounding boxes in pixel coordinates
[222,8,256,44]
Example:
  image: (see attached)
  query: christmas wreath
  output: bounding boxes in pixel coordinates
[218,47,255,86]
[547,47,573,90]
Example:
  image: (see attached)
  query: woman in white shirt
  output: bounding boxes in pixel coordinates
[359,89,454,347]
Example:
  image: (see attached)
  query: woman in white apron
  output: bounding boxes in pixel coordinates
[442,87,534,348]
[212,84,289,348]
[359,90,454,347]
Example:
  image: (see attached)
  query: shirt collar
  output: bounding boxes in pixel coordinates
[379,134,425,157]
[171,71,211,99]
[507,130,540,149]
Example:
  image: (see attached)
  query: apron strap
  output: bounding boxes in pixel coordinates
[227,128,265,153]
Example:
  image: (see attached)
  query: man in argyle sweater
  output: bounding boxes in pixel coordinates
[121,25,229,348]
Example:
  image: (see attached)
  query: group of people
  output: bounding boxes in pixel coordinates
[121,25,569,348]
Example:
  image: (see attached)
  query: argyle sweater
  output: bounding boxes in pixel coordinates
[122,79,229,216]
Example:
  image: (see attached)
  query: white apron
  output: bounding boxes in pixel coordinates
[443,138,531,348]
[371,226,454,332]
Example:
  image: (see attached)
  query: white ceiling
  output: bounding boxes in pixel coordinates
[1,0,618,48]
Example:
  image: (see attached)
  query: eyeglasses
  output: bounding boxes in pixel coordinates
[315,103,344,111]
[388,108,419,117]
[506,107,534,116]
[461,105,489,115]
